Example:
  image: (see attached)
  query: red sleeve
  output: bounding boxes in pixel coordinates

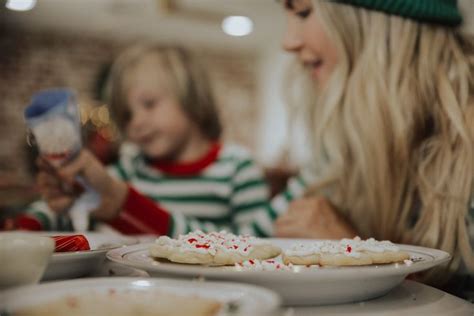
[107,186,171,236]
[15,215,43,231]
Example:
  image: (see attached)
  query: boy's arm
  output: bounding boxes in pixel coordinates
[106,186,171,235]
[105,155,247,237]
[268,174,309,218]
[112,172,310,238]
[109,186,234,237]
[232,165,310,237]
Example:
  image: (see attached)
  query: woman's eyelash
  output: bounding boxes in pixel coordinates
[296,8,311,18]
[143,99,157,108]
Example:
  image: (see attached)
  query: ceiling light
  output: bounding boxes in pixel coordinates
[6,0,36,11]
[222,16,253,37]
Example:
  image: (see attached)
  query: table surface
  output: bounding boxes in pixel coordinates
[96,261,473,316]
[284,280,473,316]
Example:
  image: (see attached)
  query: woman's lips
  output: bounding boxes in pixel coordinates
[307,60,324,80]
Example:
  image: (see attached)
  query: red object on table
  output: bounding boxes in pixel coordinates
[51,235,90,252]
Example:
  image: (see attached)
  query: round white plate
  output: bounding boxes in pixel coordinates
[31,232,137,281]
[107,238,450,306]
[0,277,280,316]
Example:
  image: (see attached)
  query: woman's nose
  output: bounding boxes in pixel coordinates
[282,21,303,53]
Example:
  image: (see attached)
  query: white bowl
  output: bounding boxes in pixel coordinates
[0,232,54,289]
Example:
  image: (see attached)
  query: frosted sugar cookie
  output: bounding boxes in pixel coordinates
[283,240,372,266]
[342,237,410,264]
[281,243,320,265]
[282,237,409,266]
[149,230,281,266]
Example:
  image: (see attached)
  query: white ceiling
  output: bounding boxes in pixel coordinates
[1,0,287,53]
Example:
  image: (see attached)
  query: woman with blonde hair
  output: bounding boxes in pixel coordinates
[273,0,474,296]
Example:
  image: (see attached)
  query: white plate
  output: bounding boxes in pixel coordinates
[0,277,280,316]
[107,238,450,306]
[31,232,137,281]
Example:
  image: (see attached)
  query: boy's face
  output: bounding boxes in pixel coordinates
[282,0,339,88]
[124,63,197,160]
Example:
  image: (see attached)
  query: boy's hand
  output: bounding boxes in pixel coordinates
[274,197,357,239]
[37,149,128,220]
[36,159,78,213]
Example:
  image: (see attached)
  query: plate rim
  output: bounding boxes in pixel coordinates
[35,232,138,259]
[0,276,281,312]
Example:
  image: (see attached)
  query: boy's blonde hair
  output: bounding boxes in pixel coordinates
[296,0,474,282]
[106,44,222,140]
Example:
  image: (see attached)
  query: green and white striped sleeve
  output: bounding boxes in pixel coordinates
[20,200,74,231]
[229,159,274,237]
[268,173,310,217]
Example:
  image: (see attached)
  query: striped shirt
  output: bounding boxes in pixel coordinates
[19,143,276,237]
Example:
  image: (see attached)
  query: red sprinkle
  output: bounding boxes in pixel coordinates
[187,238,198,244]
[66,297,78,308]
[346,245,352,253]
[195,244,210,249]
[249,259,255,265]
[233,245,238,249]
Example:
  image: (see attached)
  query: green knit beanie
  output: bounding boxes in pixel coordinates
[330,0,463,26]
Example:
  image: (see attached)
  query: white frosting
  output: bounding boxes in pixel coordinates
[342,237,400,253]
[235,259,294,271]
[284,237,400,258]
[33,116,80,155]
[155,230,267,256]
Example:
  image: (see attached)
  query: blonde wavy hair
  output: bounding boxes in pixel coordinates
[295,0,474,282]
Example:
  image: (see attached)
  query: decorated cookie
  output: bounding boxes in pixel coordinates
[149,230,281,265]
[282,237,409,266]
